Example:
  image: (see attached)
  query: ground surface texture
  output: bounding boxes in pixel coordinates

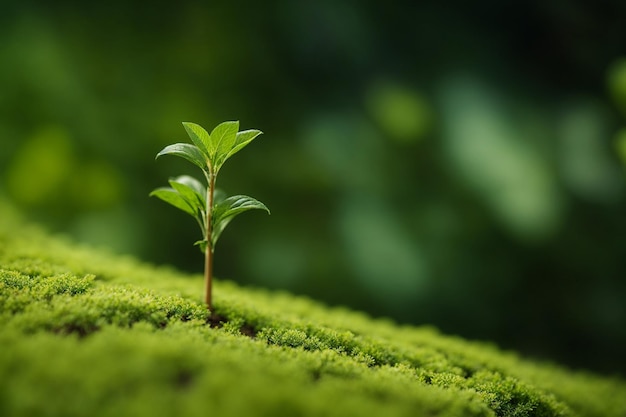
[1,203,625,417]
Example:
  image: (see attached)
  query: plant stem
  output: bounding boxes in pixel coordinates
[204,174,215,310]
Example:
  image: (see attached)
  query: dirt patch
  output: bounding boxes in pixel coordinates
[206,313,257,339]
[207,313,227,328]
[239,324,257,338]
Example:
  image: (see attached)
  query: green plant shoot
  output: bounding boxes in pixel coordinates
[150,121,269,310]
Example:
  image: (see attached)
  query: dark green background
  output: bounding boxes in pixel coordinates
[2,0,626,375]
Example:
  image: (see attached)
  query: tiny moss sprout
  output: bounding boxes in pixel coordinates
[151,121,269,310]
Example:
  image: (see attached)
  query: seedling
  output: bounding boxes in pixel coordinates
[151,121,269,310]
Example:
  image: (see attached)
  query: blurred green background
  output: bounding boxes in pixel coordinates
[2,1,626,375]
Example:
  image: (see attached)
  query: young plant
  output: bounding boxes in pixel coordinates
[150,121,269,310]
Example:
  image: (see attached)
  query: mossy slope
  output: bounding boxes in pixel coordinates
[1,204,625,417]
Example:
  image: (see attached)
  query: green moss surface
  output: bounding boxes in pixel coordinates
[1,202,625,417]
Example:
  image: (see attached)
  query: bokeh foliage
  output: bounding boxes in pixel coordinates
[1,1,626,374]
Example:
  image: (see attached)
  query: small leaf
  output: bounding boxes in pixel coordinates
[169,185,203,222]
[182,122,211,159]
[169,175,206,213]
[156,143,207,171]
[174,175,207,203]
[213,188,228,204]
[210,121,239,169]
[211,194,270,248]
[222,129,263,164]
[194,239,208,253]
[150,187,196,216]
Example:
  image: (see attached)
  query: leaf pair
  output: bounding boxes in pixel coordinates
[157,121,262,176]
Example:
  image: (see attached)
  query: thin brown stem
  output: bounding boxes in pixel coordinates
[204,174,215,310]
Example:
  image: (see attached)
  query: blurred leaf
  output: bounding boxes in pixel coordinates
[338,198,427,303]
[607,58,626,117]
[211,194,270,248]
[366,82,431,144]
[615,128,626,166]
[558,101,621,202]
[70,161,125,209]
[156,143,207,171]
[6,127,74,206]
[440,76,562,241]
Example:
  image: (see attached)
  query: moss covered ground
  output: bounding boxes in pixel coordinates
[1,202,625,417]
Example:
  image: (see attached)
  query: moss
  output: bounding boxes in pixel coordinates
[0,201,625,417]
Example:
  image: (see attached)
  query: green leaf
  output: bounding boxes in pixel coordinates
[222,129,263,164]
[210,121,239,170]
[182,122,211,159]
[150,187,196,216]
[156,143,208,171]
[169,176,206,216]
[211,194,270,248]
[174,175,207,202]
[213,188,227,204]
[193,239,208,253]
